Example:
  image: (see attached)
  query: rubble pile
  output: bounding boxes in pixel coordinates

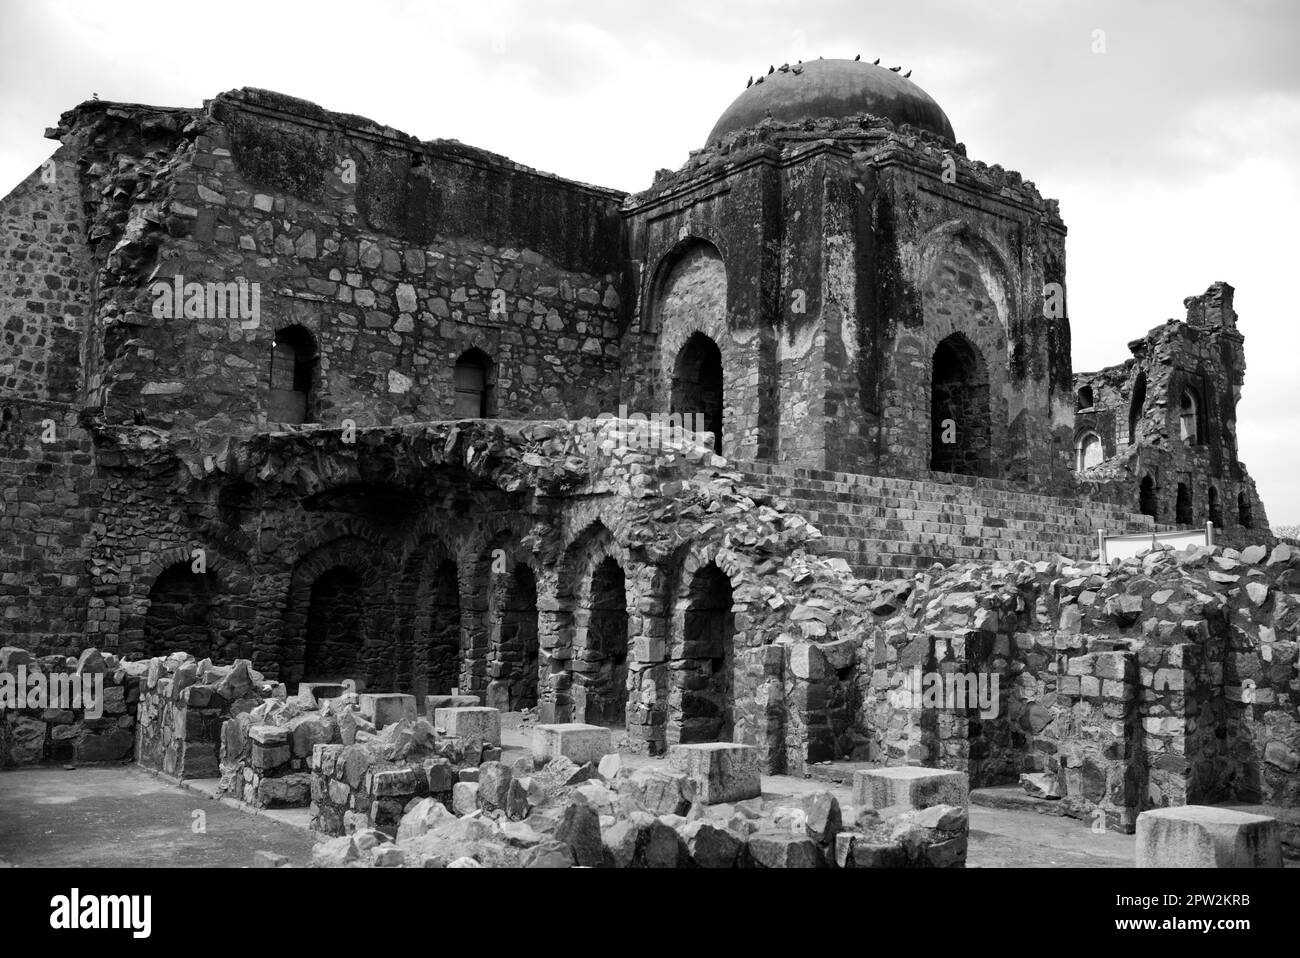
[136,654,275,779]
[309,750,969,868]
[864,541,1300,829]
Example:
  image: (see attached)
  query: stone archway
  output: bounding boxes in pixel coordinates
[671,332,724,455]
[930,332,991,476]
[575,557,630,726]
[676,562,735,744]
[487,563,540,711]
[422,560,463,699]
[142,562,219,661]
[303,566,366,683]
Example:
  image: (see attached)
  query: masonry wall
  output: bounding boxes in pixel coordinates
[0,151,102,653]
[1073,283,1268,533]
[56,90,625,438]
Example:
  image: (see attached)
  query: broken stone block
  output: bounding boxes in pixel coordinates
[1136,806,1282,868]
[602,819,640,868]
[434,707,501,750]
[396,797,455,841]
[531,723,613,765]
[555,801,603,867]
[424,694,481,716]
[802,790,842,843]
[423,757,456,793]
[853,766,969,811]
[252,850,289,868]
[452,781,480,816]
[298,682,347,708]
[373,846,405,867]
[1020,772,1061,799]
[747,830,821,868]
[640,815,684,867]
[679,820,743,867]
[667,742,761,805]
[359,693,416,730]
[622,767,696,816]
[478,762,513,812]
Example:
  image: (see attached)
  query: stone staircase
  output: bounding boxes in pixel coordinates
[736,461,1161,581]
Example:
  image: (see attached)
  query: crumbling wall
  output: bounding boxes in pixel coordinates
[44,90,625,441]
[1073,282,1268,534]
[0,646,138,767]
[861,541,1300,829]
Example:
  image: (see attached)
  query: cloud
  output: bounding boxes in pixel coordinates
[0,0,1295,519]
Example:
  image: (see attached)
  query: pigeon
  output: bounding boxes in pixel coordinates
[873,58,881,65]
[747,76,753,87]
[889,65,901,72]
[903,69,912,78]
[854,53,861,61]
[768,65,774,74]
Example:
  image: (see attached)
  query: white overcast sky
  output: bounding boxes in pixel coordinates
[2,0,1297,523]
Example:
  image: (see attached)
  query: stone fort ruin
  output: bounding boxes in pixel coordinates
[1,60,1295,849]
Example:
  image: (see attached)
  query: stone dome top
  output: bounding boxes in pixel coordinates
[707,58,955,145]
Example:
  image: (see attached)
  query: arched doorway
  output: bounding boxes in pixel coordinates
[422,560,462,698]
[488,564,539,711]
[142,563,218,661]
[678,562,735,744]
[1139,475,1158,519]
[303,566,366,683]
[578,557,630,725]
[1076,431,1103,470]
[930,333,991,476]
[453,348,493,418]
[671,332,723,455]
[1129,373,1148,445]
[1239,492,1254,529]
[1176,482,1192,525]
[269,325,317,424]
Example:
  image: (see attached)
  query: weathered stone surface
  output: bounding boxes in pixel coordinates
[747,830,821,868]
[1136,806,1282,868]
[359,694,416,730]
[434,707,501,749]
[853,767,969,811]
[666,743,761,805]
[531,723,612,766]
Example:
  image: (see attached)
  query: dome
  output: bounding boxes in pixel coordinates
[707,58,955,145]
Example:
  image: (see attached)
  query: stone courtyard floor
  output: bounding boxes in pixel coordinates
[0,757,1139,869]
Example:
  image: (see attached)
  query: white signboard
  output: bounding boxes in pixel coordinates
[1098,522,1215,564]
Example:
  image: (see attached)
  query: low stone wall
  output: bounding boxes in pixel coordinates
[135,656,272,779]
[0,646,139,767]
[219,697,339,808]
[310,721,467,835]
[860,542,1300,831]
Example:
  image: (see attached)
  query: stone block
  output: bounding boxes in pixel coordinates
[747,830,821,868]
[359,693,416,730]
[531,723,612,765]
[425,694,481,716]
[434,707,501,749]
[1136,806,1282,868]
[298,682,347,708]
[666,743,761,805]
[853,766,969,811]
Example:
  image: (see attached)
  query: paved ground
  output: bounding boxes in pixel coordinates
[0,757,1136,868]
[0,766,318,868]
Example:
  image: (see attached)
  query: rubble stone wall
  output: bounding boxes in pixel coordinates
[860,542,1300,829]
[0,647,138,767]
[1074,283,1268,534]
